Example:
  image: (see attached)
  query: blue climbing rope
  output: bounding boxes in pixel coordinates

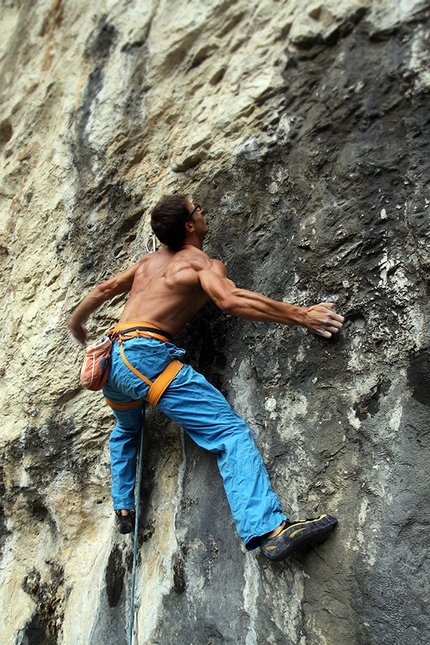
[128,405,145,645]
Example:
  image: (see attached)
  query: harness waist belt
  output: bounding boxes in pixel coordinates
[110,321,173,343]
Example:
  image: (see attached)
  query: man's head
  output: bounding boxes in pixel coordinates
[151,195,206,251]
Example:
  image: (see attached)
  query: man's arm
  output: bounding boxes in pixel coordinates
[197,264,344,338]
[67,262,141,345]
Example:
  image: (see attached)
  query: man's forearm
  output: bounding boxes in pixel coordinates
[68,284,115,344]
[68,265,139,344]
[222,288,306,325]
[69,288,108,326]
[222,289,343,338]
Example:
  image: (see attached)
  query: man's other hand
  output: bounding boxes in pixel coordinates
[67,320,88,345]
[303,303,344,338]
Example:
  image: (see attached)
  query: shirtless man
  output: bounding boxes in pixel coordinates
[68,195,344,561]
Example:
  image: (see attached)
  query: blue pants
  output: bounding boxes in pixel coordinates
[103,337,286,549]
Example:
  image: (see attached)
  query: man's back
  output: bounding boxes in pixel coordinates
[120,245,221,336]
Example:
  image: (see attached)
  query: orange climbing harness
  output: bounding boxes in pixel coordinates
[104,322,184,408]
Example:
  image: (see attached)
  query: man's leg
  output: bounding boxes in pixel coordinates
[103,339,337,554]
[102,373,144,534]
[159,365,337,558]
[107,403,144,511]
[157,364,287,549]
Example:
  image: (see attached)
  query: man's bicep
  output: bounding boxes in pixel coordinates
[198,268,236,308]
[100,261,142,297]
[116,262,142,291]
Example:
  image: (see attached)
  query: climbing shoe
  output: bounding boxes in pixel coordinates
[115,510,135,534]
[261,514,338,562]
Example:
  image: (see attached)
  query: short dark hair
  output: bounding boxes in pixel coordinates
[151,194,190,251]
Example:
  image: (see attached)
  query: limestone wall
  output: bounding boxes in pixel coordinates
[0,1,429,644]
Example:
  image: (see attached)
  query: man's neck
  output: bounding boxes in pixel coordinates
[182,237,204,251]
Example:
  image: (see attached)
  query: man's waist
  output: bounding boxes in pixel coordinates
[110,321,173,343]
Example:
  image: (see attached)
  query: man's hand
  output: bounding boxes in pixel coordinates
[68,319,88,345]
[303,303,344,338]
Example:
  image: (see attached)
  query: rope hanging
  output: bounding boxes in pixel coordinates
[128,405,145,645]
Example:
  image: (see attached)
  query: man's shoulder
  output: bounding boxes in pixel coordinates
[161,247,227,281]
[186,250,226,275]
[174,247,210,267]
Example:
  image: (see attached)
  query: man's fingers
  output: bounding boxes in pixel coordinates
[329,318,344,329]
[67,321,88,345]
[315,304,344,321]
[332,314,345,324]
[307,303,344,337]
[316,329,332,338]
[323,310,344,328]
[316,317,343,337]
[321,307,344,323]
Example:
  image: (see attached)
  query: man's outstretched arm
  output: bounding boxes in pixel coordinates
[198,265,344,338]
[67,262,141,345]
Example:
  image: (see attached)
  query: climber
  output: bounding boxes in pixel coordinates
[68,195,344,561]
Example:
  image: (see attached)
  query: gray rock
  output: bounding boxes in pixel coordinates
[0,1,429,644]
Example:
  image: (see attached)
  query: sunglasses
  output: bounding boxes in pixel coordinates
[187,204,203,220]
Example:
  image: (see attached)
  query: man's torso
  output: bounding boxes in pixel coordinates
[119,246,224,337]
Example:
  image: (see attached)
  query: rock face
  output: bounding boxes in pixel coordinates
[1,1,429,644]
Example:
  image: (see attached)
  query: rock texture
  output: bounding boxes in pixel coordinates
[1,1,430,644]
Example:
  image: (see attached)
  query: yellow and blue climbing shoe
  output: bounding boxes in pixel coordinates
[261,514,338,562]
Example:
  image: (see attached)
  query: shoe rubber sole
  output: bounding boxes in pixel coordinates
[261,514,338,562]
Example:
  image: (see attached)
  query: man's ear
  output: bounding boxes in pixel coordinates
[185,220,194,233]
